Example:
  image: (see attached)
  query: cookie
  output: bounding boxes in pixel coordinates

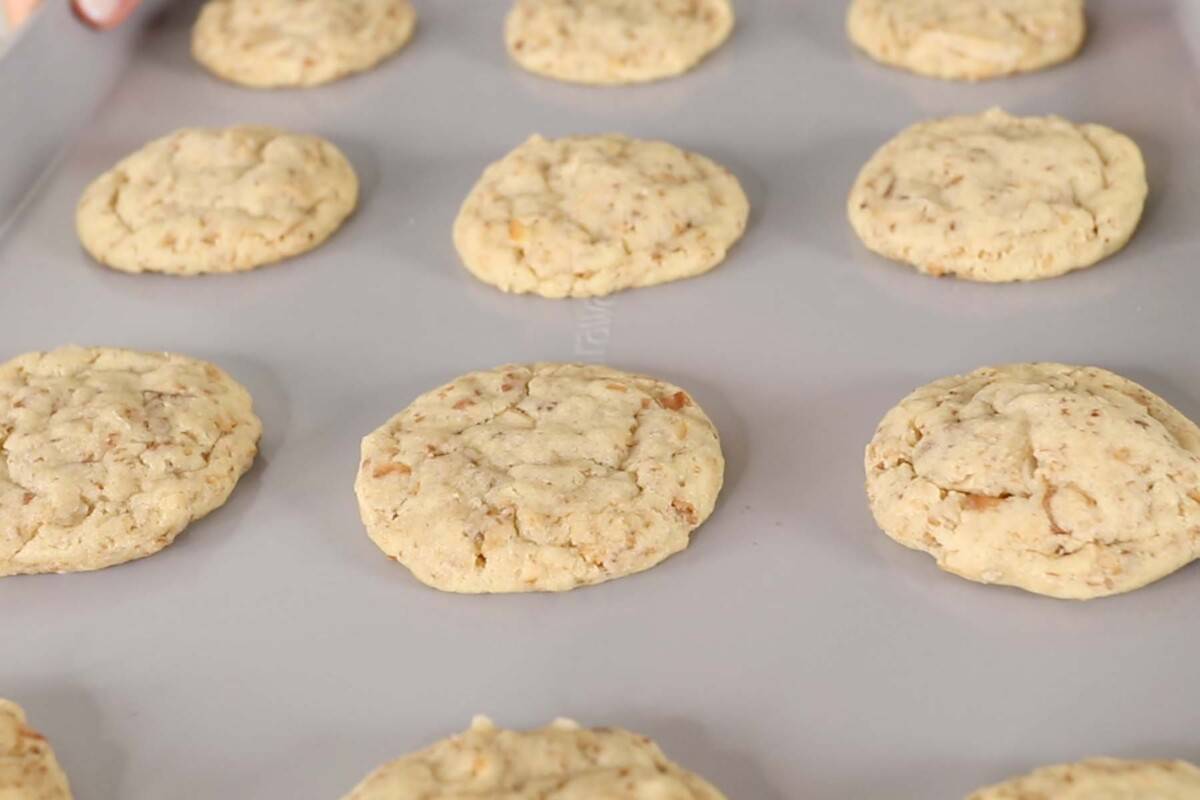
[453,134,749,298]
[341,716,727,799]
[76,126,358,276]
[505,0,734,85]
[0,346,261,575]
[355,363,724,592]
[865,364,1200,599]
[968,758,1200,799]
[0,699,72,799]
[847,0,1085,81]
[192,0,416,89]
[848,108,1146,282]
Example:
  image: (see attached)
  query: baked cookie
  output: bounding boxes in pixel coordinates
[505,0,734,85]
[865,364,1200,599]
[453,134,748,298]
[847,0,1086,81]
[76,126,358,276]
[0,346,261,575]
[355,363,724,592]
[341,716,727,799]
[848,108,1146,282]
[192,0,416,89]
[0,699,72,799]
[968,758,1200,799]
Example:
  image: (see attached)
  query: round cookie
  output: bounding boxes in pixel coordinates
[0,346,261,576]
[355,363,724,592]
[848,108,1146,282]
[0,699,72,799]
[864,364,1200,599]
[76,126,358,276]
[192,0,416,89]
[341,716,727,799]
[453,134,749,298]
[968,758,1200,799]
[505,0,734,85]
[847,0,1086,81]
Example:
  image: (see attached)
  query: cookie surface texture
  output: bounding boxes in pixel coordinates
[355,363,725,592]
[865,363,1200,599]
[848,108,1146,282]
[847,0,1085,81]
[0,699,73,800]
[192,0,416,88]
[76,126,358,275]
[968,758,1200,799]
[341,716,728,799]
[505,0,734,85]
[0,346,262,575]
[453,134,749,298]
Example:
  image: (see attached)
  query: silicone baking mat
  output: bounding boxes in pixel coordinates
[2,2,1198,797]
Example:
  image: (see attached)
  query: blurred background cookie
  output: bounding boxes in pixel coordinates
[505,0,734,85]
[968,757,1200,799]
[847,0,1085,81]
[341,716,727,799]
[192,0,416,88]
[0,699,72,799]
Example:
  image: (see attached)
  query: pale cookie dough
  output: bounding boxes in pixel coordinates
[341,716,728,799]
[865,364,1200,599]
[847,0,1086,81]
[192,0,416,89]
[505,0,734,85]
[968,757,1200,799]
[453,134,748,298]
[848,108,1146,282]
[355,363,724,592]
[76,126,358,276]
[0,699,72,799]
[0,347,262,576]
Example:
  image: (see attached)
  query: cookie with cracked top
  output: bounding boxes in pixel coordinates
[848,108,1146,282]
[865,363,1200,599]
[453,134,748,298]
[354,363,724,592]
[76,126,358,275]
[0,346,261,575]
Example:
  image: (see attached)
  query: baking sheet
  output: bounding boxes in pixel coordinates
[2,2,1199,798]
